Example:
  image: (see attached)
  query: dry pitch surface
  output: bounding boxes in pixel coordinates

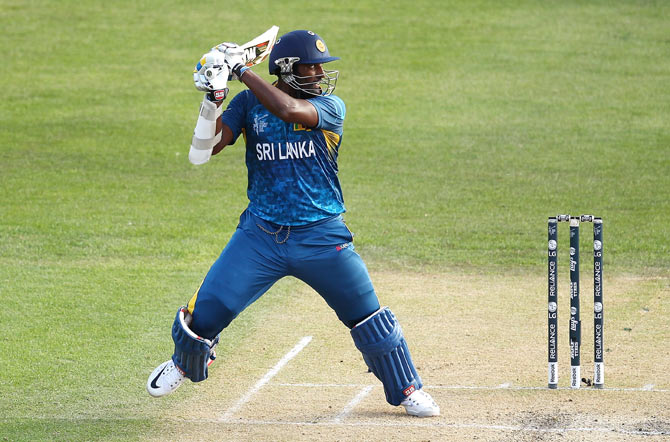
[156,270,669,441]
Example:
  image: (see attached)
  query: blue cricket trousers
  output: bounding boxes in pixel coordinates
[187,209,380,339]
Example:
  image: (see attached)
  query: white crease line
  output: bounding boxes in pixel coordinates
[332,385,374,423]
[272,383,669,393]
[221,418,670,436]
[274,382,366,388]
[220,336,312,421]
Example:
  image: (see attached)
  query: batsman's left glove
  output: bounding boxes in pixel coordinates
[193,51,229,102]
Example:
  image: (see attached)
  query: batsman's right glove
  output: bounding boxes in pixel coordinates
[193,51,229,102]
[213,42,248,80]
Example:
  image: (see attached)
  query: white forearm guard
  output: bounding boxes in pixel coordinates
[189,97,223,165]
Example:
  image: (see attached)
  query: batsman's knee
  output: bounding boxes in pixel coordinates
[171,307,219,382]
[350,307,422,406]
[187,291,238,339]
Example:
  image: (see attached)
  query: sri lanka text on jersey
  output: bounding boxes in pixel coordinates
[255,141,317,161]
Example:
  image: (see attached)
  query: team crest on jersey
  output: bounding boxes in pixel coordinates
[253,114,268,135]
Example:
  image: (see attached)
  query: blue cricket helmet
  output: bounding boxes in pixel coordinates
[269,30,340,75]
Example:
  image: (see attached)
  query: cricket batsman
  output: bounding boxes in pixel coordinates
[146,29,440,417]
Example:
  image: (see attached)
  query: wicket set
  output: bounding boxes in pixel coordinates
[547,215,603,389]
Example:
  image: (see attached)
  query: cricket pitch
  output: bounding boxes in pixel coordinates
[156,270,670,441]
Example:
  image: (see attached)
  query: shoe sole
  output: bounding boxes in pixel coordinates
[407,409,440,417]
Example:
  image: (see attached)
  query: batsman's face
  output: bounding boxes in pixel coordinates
[295,63,325,95]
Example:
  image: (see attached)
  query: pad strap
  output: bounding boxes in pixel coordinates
[350,307,422,405]
[171,307,218,382]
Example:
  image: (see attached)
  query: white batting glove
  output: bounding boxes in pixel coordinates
[213,42,247,80]
[193,51,229,101]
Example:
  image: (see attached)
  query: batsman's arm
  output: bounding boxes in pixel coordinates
[238,70,319,127]
[191,50,238,164]
[212,106,234,156]
[189,97,236,164]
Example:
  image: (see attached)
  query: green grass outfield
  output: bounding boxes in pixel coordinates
[1,0,669,440]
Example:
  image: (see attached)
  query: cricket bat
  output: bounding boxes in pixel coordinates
[240,25,279,67]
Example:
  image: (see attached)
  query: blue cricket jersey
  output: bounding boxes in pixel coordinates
[221,90,346,225]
